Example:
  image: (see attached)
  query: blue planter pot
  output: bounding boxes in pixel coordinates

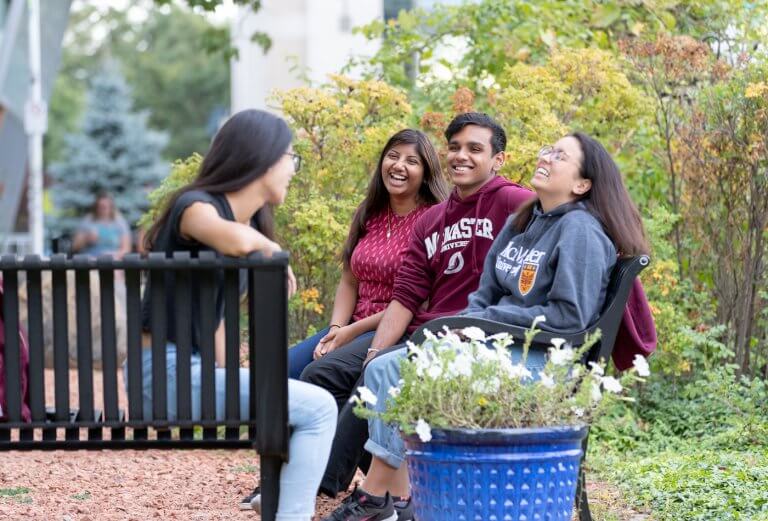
[403,425,588,521]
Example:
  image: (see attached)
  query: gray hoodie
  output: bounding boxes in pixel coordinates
[462,201,616,333]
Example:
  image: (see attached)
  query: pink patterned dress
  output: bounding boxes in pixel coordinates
[350,206,430,321]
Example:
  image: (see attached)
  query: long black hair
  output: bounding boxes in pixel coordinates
[511,132,649,256]
[342,129,449,268]
[145,109,292,249]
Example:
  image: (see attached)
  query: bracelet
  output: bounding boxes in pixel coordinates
[329,324,342,330]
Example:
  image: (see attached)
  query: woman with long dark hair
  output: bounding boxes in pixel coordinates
[286,129,449,381]
[329,132,649,519]
[137,109,337,520]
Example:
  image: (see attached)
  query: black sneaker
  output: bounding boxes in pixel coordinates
[238,486,260,512]
[393,496,414,521]
[322,486,397,521]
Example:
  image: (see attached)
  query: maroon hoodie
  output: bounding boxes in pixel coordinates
[392,176,533,332]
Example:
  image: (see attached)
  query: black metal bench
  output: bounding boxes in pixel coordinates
[411,254,651,521]
[0,252,290,520]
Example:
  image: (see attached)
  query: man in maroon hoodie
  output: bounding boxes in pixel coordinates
[299,112,532,507]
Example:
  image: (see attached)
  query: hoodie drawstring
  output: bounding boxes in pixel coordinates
[472,191,485,275]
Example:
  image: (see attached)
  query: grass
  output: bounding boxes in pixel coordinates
[232,463,258,474]
[0,487,32,504]
[590,368,768,521]
[595,447,768,521]
[71,491,92,501]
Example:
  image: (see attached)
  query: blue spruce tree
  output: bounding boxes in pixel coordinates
[49,65,168,235]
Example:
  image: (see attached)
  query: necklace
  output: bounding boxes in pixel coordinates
[386,204,417,239]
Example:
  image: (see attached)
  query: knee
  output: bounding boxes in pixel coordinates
[299,356,338,387]
[299,358,323,385]
[364,354,400,390]
[308,387,338,429]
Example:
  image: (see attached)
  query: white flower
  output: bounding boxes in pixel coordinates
[548,345,575,366]
[423,329,438,342]
[475,344,498,362]
[461,326,487,342]
[387,386,401,398]
[447,353,473,378]
[632,354,650,377]
[508,364,533,380]
[550,338,566,349]
[471,377,500,394]
[601,376,623,394]
[588,362,605,376]
[531,315,547,329]
[591,382,602,403]
[356,386,378,406]
[487,332,513,349]
[427,364,443,379]
[539,372,555,389]
[571,407,585,418]
[570,365,581,379]
[415,418,432,442]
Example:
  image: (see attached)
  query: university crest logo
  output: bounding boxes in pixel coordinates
[518,262,538,296]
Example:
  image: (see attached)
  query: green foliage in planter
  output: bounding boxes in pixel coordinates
[353,324,649,438]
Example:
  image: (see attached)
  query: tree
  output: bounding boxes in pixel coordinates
[46,2,231,165]
[49,66,168,234]
[349,0,767,113]
[677,61,768,375]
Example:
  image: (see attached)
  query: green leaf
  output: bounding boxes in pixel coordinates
[591,3,622,29]
[539,28,557,48]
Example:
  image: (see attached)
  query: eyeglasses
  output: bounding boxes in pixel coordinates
[538,146,570,163]
[285,152,302,173]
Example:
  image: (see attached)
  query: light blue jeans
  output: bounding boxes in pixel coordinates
[126,346,337,520]
[363,344,548,469]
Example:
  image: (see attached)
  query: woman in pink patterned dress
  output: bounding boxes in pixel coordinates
[286,129,449,382]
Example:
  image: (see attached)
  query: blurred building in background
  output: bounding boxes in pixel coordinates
[230,0,382,113]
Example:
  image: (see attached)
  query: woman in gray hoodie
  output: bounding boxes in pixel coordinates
[337,132,649,520]
[462,131,648,332]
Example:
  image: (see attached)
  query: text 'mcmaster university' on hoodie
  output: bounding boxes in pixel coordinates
[392,175,533,333]
[462,201,617,333]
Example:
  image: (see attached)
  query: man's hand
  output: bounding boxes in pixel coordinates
[363,348,380,366]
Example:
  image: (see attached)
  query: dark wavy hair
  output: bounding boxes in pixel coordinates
[342,129,449,268]
[145,109,292,249]
[444,112,507,154]
[511,132,649,256]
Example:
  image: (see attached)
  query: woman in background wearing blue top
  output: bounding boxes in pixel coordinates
[71,193,132,258]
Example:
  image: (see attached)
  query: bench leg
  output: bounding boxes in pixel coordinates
[576,434,592,521]
[577,465,592,521]
[260,455,282,521]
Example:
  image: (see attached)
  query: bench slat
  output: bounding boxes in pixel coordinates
[51,256,77,441]
[26,265,46,425]
[224,267,241,440]
[98,266,123,440]
[173,257,194,441]
[1,268,21,442]
[198,260,217,440]
[74,263,96,440]
[125,264,146,441]
[149,257,170,440]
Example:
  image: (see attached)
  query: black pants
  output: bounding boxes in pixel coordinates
[300,335,406,496]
